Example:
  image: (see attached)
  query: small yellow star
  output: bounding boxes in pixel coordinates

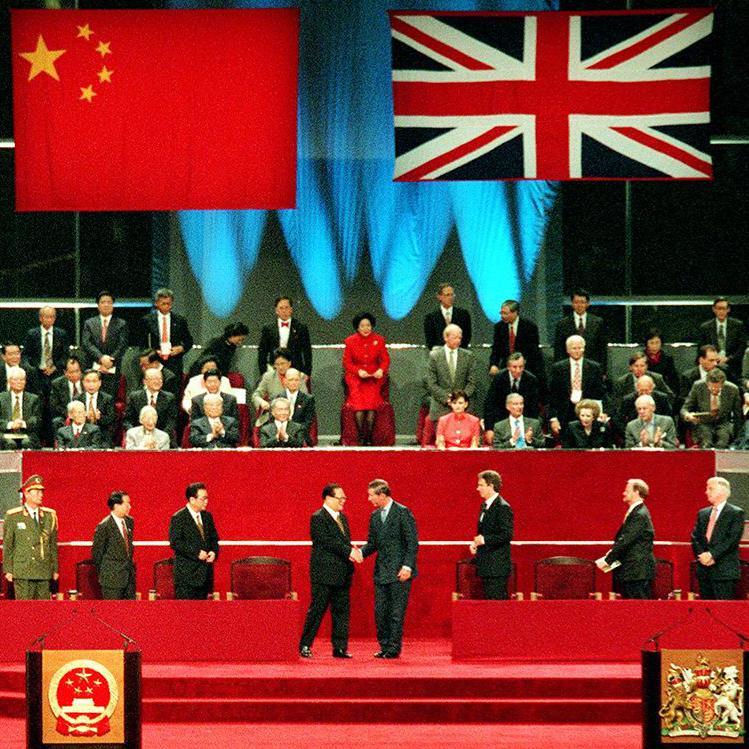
[79,85,96,103]
[76,24,94,41]
[97,66,113,83]
[95,41,111,57]
[18,35,66,81]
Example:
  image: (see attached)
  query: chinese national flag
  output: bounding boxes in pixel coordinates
[11,9,298,211]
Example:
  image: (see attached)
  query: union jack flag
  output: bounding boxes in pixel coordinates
[390,9,713,181]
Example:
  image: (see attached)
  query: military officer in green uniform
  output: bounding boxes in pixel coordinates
[3,474,59,600]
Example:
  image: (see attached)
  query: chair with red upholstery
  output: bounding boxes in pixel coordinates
[453,558,519,600]
[340,377,395,446]
[153,557,176,600]
[75,558,103,600]
[531,556,599,600]
[229,556,297,600]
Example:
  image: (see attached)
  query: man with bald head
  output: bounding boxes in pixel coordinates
[616,374,672,434]
[189,394,239,448]
[625,394,677,449]
[124,366,177,446]
[22,306,70,390]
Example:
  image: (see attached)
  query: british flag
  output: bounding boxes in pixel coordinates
[390,9,713,181]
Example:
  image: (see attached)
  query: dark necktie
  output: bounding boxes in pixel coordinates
[334,514,346,535]
[511,378,519,393]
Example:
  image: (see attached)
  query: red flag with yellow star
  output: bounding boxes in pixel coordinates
[11,9,298,210]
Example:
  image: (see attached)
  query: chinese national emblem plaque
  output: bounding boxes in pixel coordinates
[42,650,124,743]
[660,649,745,743]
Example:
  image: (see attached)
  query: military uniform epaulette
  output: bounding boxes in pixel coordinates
[5,506,24,515]
[41,507,56,514]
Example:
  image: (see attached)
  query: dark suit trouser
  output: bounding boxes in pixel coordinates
[697,572,737,600]
[374,579,411,654]
[300,581,351,651]
[619,579,652,600]
[175,582,212,600]
[481,575,509,600]
[102,577,136,600]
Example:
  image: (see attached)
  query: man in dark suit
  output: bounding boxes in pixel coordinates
[81,291,129,396]
[22,305,70,391]
[489,300,544,383]
[611,351,674,413]
[189,394,239,448]
[679,345,721,400]
[74,370,116,447]
[124,367,178,446]
[360,479,418,659]
[697,297,746,383]
[596,479,655,599]
[691,476,746,599]
[553,288,607,371]
[259,397,305,448]
[49,356,84,432]
[169,482,220,600]
[136,350,180,398]
[470,470,513,599]
[423,283,472,351]
[299,483,358,659]
[681,368,743,448]
[258,296,312,376]
[548,334,606,436]
[0,367,42,449]
[616,375,672,435]
[56,401,104,449]
[92,491,135,599]
[484,352,541,443]
[140,288,194,375]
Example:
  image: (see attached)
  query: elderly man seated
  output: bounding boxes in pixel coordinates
[252,348,309,427]
[57,400,104,449]
[0,366,42,449]
[125,405,171,450]
[625,394,677,449]
[492,393,545,449]
[259,397,306,448]
[189,393,239,449]
[615,374,672,434]
[681,368,742,449]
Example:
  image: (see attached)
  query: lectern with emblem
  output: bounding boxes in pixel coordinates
[25,609,141,748]
[642,608,748,747]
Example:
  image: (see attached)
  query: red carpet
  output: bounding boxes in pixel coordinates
[0,719,641,749]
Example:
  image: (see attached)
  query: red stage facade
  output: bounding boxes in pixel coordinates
[5,449,721,637]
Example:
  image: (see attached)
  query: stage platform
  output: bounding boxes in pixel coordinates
[5,448,730,638]
[0,639,641,724]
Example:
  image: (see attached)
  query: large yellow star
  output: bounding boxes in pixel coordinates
[18,35,66,82]
[95,41,111,58]
[79,85,96,103]
[97,66,113,83]
[76,24,94,41]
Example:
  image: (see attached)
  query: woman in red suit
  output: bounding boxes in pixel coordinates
[343,312,390,445]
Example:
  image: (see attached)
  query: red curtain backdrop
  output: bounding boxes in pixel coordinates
[18,450,717,637]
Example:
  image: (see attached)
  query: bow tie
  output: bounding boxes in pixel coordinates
[280,321,289,328]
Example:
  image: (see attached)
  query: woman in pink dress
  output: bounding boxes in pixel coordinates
[343,312,390,445]
[436,391,481,449]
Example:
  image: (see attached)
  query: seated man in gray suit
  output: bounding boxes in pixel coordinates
[492,393,545,449]
[125,405,171,450]
[260,397,306,448]
[57,400,104,449]
[681,368,743,449]
[625,394,677,449]
[0,366,42,450]
[189,394,239,449]
[425,324,477,423]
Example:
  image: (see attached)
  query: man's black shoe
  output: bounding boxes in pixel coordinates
[299,646,313,658]
[333,649,353,659]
